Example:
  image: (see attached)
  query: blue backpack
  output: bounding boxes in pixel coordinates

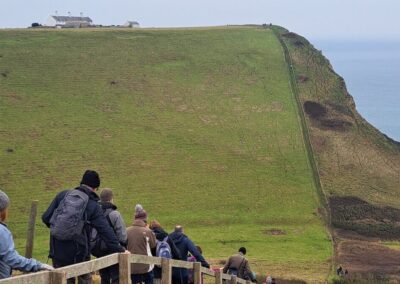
[156,237,172,258]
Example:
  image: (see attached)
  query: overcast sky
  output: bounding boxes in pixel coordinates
[1,0,399,40]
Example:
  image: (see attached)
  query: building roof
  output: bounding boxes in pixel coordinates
[51,16,93,23]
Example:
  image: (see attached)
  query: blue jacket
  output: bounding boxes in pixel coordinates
[42,185,125,265]
[0,222,42,279]
[169,231,209,279]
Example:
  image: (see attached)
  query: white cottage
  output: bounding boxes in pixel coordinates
[124,21,140,28]
[46,15,93,28]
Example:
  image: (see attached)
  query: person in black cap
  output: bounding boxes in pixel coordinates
[42,170,126,284]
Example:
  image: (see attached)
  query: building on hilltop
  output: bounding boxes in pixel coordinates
[124,21,140,28]
[46,15,93,28]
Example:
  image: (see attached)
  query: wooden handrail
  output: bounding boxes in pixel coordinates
[0,253,251,284]
[62,253,119,279]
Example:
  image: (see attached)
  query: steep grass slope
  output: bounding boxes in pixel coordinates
[0,27,331,282]
[274,26,400,280]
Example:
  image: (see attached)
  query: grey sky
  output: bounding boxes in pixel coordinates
[1,0,399,40]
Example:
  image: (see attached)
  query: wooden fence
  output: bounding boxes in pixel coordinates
[0,253,251,284]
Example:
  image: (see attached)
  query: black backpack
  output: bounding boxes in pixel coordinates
[90,209,114,258]
[49,190,89,244]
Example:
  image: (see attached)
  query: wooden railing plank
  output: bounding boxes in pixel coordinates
[130,254,162,266]
[200,267,216,277]
[222,273,232,280]
[193,262,201,284]
[60,253,119,278]
[49,271,66,284]
[214,270,223,284]
[119,253,131,284]
[161,258,172,284]
[0,253,251,284]
[170,259,194,269]
[0,271,50,284]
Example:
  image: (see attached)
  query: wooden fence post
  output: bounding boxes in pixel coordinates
[230,275,237,284]
[25,200,38,258]
[215,270,223,284]
[193,262,201,284]
[161,258,172,284]
[119,253,131,284]
[50,271,66,284]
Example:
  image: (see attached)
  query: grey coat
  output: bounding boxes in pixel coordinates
[100,202,127,245]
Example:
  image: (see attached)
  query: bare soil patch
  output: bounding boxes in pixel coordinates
[319,118,352,131]
[2,93,22,101]
[303,101,326,119]
[262,229,286,236]
[304,101,352,131]
[330,196,400,239]
[297,74,309,83]
[337,240,400,278]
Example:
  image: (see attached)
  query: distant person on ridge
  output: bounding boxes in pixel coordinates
[0,189,54,279]
[91,188,127,284]
[169,225,209,284]
[42,170,126,284]
[223,247,256,283]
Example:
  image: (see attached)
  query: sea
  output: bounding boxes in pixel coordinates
[312,39,400,142]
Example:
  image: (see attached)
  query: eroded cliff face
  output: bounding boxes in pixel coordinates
[273,26,400,280]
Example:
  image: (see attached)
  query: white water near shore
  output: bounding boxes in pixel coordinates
[313,39,400,142]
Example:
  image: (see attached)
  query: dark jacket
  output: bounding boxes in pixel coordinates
[151,226,182,279]
[169,231,209,279]
[42,185,125,265]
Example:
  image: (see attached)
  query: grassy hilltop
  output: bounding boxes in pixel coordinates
[0,27,331,282]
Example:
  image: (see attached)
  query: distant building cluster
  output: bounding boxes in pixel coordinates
[37,14,140,29]
[47,15,93,28]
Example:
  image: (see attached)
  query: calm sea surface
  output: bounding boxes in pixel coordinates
[313,39,400,141]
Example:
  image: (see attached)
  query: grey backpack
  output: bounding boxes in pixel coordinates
[49,190,89,242]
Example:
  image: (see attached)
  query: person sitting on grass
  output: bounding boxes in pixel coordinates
[0,189,54,279]
[223,247,257,283]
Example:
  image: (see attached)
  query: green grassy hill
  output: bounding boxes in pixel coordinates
[0,27,333,282]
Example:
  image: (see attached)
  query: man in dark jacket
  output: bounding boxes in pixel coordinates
[96,188,127,284]
[42,170,126,284]
[169,226,209,284]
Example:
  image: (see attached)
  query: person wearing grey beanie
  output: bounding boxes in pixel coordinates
[0,189,54,279]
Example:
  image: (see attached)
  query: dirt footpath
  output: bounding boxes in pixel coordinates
[335,231,400,282]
